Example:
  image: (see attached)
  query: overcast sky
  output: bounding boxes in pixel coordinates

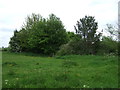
[0,0,118,47]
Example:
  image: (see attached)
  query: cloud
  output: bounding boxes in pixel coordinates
[0,31,13,47]
[0,0,118,47]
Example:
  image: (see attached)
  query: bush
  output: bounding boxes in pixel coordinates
[56,43,73,56]
[98,36,118,55]
[56,39,90,56]
[9,14,68,56]
[1,47,9,51]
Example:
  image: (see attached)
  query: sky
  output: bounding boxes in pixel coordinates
[0,0,118,47]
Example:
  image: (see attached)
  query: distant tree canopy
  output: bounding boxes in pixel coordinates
[57,16,102,55]
[9,14,118,56]
[9,13,68,55]
[74,16,102,54]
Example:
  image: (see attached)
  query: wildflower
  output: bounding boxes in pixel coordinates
[83,85,86,87]
[83,85,89,88]
[92,42,94,44]
[16,78,19,80]
[5,80,8,82]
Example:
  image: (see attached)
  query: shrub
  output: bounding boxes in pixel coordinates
[9,14,68,56]
[98,36,118,55]
[56,39,88,56]
[56,43,73,56]
[1,47,9,51]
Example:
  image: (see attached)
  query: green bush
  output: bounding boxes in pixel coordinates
[1,47,9,51]
[98,36,118,55]
[56,43,73,56]
[56,39,90,56]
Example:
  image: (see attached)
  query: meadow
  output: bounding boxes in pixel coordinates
[2,51,118,88]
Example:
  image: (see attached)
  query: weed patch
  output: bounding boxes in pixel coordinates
[54,73,69,82]
[7,70,16,76]
[3,62,17,66]
[62,60,78,68]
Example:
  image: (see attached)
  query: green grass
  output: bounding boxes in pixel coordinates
[2,51,118,88]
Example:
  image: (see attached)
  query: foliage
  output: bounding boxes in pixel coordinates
[98,36,118,55]
[67,31,78,41]
[74,16,102,54]
[1,47,9,51]
[97,24,119,55]
[8,14,118,56]
[56,39,89,56]
[56,43,73,56]
[57,16,102,56]
[9,30,21,52]
[105,24,119,41]
[9,13,68,55]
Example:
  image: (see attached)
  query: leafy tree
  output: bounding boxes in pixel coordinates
[9,13,68,56]
[23,13,42,30]
[9,30,21,52]
[27,15,47,53]
[67,31,79,41]
[17,28,29,52]
[57,16,102,56]
[74,16,102,54]
[9,28,29,52]
[26,14,68,55]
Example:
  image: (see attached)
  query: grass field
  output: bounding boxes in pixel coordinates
[2,51,118,88]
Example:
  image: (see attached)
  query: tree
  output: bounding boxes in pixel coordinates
[44,14,68,55]
[74,16,102,54]
[105,24,119,41]
[16,28,29,52]
[9,30,21,52]
[67,31,79,41]
[98,24,119,55]
[9,13,68,56]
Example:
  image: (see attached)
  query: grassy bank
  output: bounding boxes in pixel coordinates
[2,51,118,88]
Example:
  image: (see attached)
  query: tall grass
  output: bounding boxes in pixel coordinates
[2,51,118,88]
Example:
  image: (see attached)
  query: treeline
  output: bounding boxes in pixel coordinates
[7,13,119,56]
